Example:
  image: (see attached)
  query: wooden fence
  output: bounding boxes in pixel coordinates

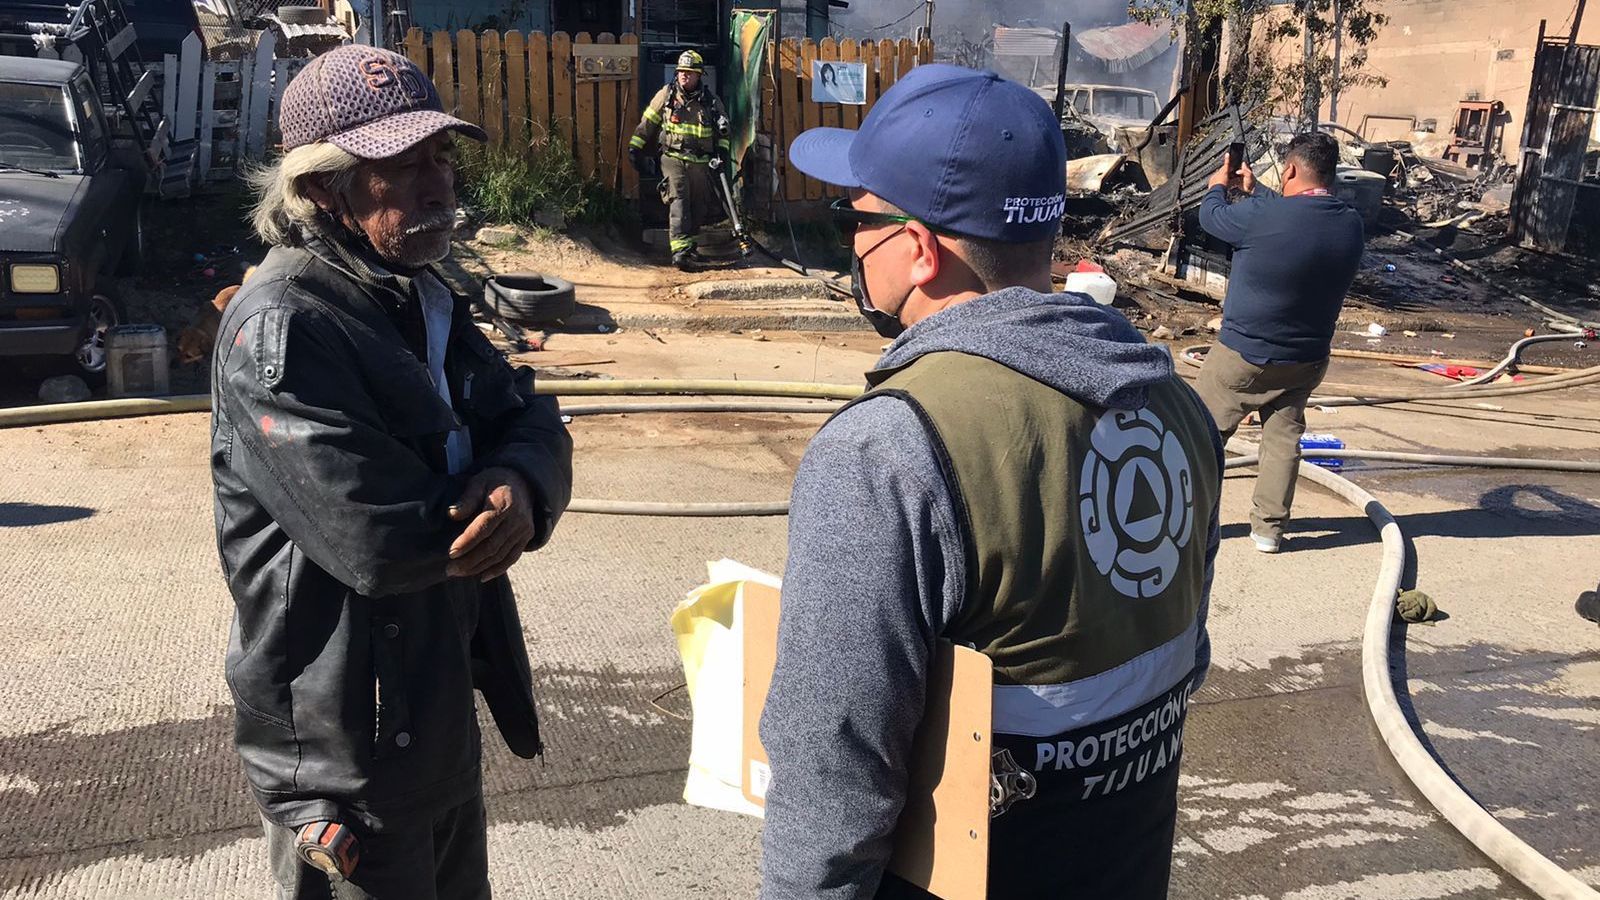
[156,30,308,185]
[762,37,934,201]
[399,28,933,202]
[401,27,643,199]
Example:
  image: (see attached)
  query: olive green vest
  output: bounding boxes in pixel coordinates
[862,351,1222,897]
[864,351,1219,692]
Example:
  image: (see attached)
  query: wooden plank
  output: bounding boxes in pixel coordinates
[596,33,620,192]
[456,31,480,130]
[241,32,274,158]
[779,39,803,202]
[528,30,550,144]
[572,32,596,177]
[839,39,860,130]
[175,31,202,142]
[863,40,881,117]
[432,29,455,115]
[619,33,640,198]
[197,60,216,176]
[504,31,527,150]
[162,52,178,134]
[878,38,898,97]
[270,60,294,147]
[818,37,841,132]
[481,30,503,147]
[918,37,933,65]
[800,38,820,199]
[404,27,426,70]
[898,38,917,83]
[549,31,574,151]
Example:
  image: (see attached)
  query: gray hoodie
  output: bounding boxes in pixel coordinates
[758,287,1220,899]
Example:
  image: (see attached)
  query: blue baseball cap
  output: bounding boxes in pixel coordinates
[789,64,1067,243]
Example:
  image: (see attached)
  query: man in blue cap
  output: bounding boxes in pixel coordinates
[759,65,1224,899]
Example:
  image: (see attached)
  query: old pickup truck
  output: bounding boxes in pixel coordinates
[0,55,146,379]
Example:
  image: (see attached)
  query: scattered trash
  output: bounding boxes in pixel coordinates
[1441,275,1458,284]
[1065,269,1117,306]
[1205,316,1223,333]
[1299,433,1344,470]
[1396,589,1441,625]
[643,328,667,344]
[1578,340,1590,350]
[1524,328,1537,337]
[1441,333,1455,339]
[475,225,524,248]
[751,331,770,342]
[1367,323,1388,337]
[1403,330,1419,337]
[38,375,91,404]
[1384,264,1398,273]
[1151,325,1176,340]
[597,324,613,333]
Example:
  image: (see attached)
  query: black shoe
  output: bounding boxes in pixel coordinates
[672,249,704,271]
[1578,589,1600,624]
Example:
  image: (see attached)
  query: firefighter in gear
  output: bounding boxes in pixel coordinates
[629,50,732,270]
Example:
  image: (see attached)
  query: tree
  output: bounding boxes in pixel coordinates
[1129,0,1388,127]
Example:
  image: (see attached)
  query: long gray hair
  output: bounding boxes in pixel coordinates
[248,143,362,246]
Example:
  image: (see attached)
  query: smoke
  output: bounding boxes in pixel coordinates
[820,0,1179,101]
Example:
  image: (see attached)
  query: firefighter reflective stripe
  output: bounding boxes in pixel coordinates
[990,618,1201,738]
[642,105,664,124]
[629,134,647,149]
[670,236,696,251]
[665,150,712,164]
[717,138,732,152]
[663,120,715,138]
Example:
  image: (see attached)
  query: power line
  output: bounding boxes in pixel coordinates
[862,0,927,33]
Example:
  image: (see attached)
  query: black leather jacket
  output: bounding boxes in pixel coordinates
[210,226,572,832]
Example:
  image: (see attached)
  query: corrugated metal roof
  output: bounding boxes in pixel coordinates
[1074,22,1172,73]
[993,26,1059,58]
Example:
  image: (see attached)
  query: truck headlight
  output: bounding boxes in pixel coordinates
[10,265,62,294]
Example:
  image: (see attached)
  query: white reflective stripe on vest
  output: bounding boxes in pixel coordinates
[991,617,1200,738]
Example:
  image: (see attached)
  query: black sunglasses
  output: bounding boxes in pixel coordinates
[828,197,916,245]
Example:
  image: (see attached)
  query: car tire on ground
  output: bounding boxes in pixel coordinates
[485,273,577,325]
[74,290,126,385]
[276,5,329,23]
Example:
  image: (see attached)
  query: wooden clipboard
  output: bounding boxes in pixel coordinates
[739,581,993,900]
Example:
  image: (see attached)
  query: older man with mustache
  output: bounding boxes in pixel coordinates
[211,47,572,898]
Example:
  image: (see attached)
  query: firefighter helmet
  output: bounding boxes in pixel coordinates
[675,50,704,73]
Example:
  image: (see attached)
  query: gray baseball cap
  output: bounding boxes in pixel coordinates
[278,46,486,158]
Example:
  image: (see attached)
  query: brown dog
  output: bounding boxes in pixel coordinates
[176,266,255,366]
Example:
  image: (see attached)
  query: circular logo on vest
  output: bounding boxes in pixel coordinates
[1079,407,1196,599]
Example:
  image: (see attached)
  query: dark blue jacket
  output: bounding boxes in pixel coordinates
[1199,185,1365,364]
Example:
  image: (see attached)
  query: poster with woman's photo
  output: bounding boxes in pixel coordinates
[811,61,867,105]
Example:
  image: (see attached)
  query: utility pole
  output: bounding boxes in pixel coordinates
[1329,0,1344,124]
[925,1,935,40]
[1569,0,1587,45]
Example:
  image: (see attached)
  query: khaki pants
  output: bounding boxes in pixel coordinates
[1195,343,1329,540]
[659,155,720,255]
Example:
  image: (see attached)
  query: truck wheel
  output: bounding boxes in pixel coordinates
[74,291,126,382]
[485,273,577,325]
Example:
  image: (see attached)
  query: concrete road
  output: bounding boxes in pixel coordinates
[0,337,1596,899]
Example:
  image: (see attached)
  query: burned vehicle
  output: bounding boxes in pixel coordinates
[0,56,146,379]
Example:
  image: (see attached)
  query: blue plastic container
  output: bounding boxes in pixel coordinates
[1299,434,1345,470]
